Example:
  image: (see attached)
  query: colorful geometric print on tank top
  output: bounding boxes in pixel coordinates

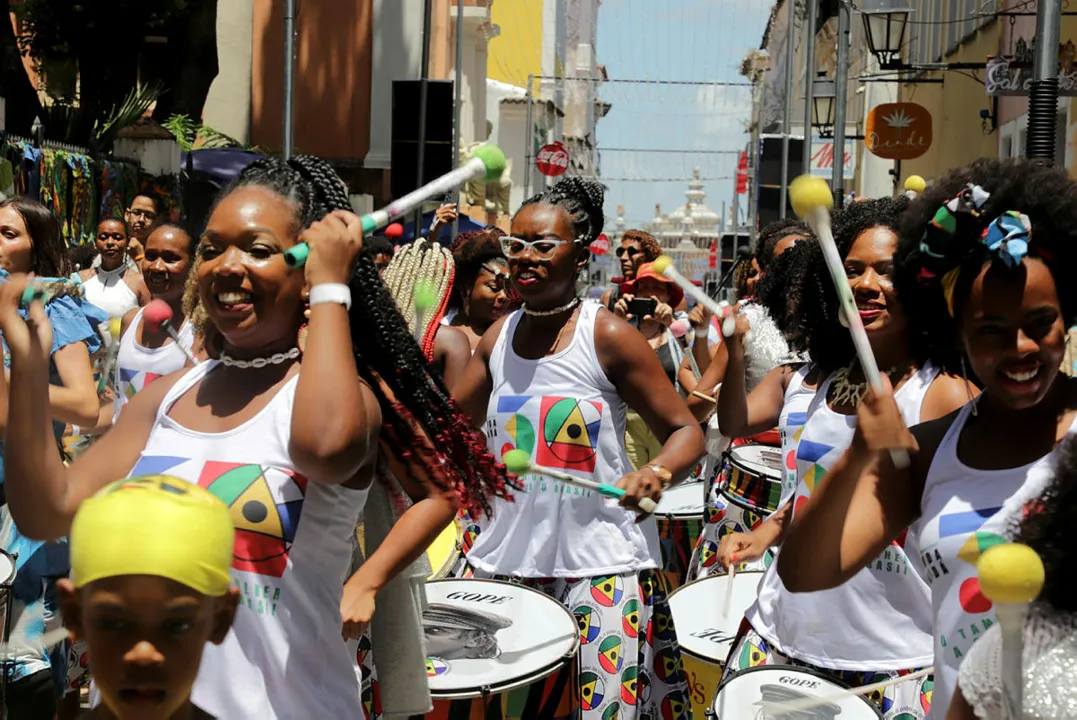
[113,307,196,419]
[127,360,369,719]
[747,364,939,672]
[912,402,1075,719]
[687,365,815,581]
[467,303,661,578]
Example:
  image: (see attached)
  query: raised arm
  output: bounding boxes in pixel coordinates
[290,211,382,485]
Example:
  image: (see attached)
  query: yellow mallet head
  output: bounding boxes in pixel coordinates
[904,175,927,193]
[977,542,1045,605]
[107,317,122,340]
[788,174,834,220]
[652,255,673,276]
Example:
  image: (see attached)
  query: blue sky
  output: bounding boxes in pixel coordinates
[596,0,771,230]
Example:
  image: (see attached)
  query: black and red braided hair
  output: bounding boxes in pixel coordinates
[894,157,1077,375]
[193,154,514,516]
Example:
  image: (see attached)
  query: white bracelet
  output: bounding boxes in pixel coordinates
[309,283,352,311]
[694,327,709,338]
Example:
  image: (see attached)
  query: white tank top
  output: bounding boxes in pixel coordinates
[748,364,939,671]
[776,364,818,506]
[467,303,661,577]
[127,360,369,718]
[82,266,140,318]
[113,307,196,419]
[912,402,1074,718]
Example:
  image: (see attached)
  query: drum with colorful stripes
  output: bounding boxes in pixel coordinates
[654,481,705,590]
[423,579,580,720]
[721,444,783,514]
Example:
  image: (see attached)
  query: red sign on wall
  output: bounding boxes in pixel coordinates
[735,152,748,195]
[589,234,610,256]
[536,142,569,176]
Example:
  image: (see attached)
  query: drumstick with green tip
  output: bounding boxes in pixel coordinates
[502,449,657,513]
[978,542,1045,720]
[788,174,909,469]
[283,145,507,268]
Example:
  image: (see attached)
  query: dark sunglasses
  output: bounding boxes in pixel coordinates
[615,246,642,258]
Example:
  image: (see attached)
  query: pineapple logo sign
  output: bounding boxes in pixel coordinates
[865,102,932,160]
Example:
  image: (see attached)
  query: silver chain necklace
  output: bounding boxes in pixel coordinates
[522,297,580,317]
[219,347,301,369]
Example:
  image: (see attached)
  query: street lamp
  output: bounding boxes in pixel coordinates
[861,4,913,70]
[811,74,836,138]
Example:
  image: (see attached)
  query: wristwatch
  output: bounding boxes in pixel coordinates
[645,463,673,487]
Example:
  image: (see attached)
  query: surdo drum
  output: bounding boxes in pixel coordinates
[712,666,883,719]
[423,579,580,720]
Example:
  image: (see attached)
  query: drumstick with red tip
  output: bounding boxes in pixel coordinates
[503,449,657,514]
[978,542,1045,720]
[144,300,198,366]
[788,174,909,469]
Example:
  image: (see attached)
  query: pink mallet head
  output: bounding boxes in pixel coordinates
[669,319,691,339]
[143,299,173,332]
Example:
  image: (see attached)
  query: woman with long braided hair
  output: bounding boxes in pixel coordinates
[0,154,511,719]
[453,177,705,720]
[381,238,470,386]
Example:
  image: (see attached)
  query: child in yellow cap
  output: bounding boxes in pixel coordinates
[58,475,239,720]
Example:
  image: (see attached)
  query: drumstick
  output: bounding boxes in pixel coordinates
[502,449,657,514]
[788,174,909,469]
[283,145,507,268]
[723,554,737,617]
[977,542,1045,720]
[691,390,716,403]
[651,257,738,337]
[760,667,933,715]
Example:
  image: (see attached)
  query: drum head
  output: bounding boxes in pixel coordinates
[424,579,579,697]
[654,481,705,519]
[713,666,883,719]
[728,444,782,479]
[668,572,764,663]
[0,550,15,585]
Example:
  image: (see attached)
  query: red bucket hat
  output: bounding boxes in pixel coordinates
[620,262,684,307]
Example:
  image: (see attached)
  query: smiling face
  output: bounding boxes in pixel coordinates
[96,219,130,271]
[844,226,908,341]
[0,205,34,274]
[507,203,586,309]
[197,186,306,356]
[141,227,193,303]
[959,258,1066,410]
[61,575,236,720]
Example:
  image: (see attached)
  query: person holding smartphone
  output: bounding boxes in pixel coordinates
[614,262,705,469]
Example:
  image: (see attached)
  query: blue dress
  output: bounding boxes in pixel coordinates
[0,275,105,695]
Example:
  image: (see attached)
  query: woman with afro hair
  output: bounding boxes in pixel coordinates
[453,177,705,720]
[445,227,512,351]
[701,196,972,720]
[949,434,1077,719]
[0,154,513,719]
[778,158,1077,719]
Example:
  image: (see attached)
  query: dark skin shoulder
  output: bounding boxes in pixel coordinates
[433,324,471,388]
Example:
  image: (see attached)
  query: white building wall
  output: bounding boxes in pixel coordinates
[202,0,254,144]
[366,0,425,168]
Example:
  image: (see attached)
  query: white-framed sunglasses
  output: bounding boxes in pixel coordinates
[500,235,573,260]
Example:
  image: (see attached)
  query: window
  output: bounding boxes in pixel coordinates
[999,135,1012,159]
[928,0,941,62]
[947,0,960,55]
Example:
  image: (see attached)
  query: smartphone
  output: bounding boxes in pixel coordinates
[626,297,658,322]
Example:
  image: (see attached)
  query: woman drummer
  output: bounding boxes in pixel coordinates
[777,158,1077,719]
[707,196,971,720]
[453,177,705,720]
[0,155,510,719]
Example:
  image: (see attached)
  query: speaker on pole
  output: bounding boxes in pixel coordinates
[756,135,806,229]
[391,80,455,200]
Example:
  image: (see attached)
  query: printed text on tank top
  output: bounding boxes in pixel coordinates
[912,402,1076,719]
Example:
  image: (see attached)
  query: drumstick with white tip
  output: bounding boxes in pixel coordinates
[651,256,744,339]
[760,667,934,715]
[723,554,737,617]
[503,449,657,514]
[787,174,909,469]
[978,542,1045,720]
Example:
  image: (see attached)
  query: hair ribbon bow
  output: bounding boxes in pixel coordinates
[981,211,1031,268]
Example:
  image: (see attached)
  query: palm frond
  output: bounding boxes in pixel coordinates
[93,81,164,152]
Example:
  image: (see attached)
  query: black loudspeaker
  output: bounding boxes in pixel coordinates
[391,80,455,200]
[757,136,806,188]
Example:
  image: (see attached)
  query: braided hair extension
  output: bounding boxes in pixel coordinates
[773,196,911,374]
[381,239,455,359]
[184,154,512,516]
[521,177,606,246]
[895,157,1077,376]
[448,228,507,313]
